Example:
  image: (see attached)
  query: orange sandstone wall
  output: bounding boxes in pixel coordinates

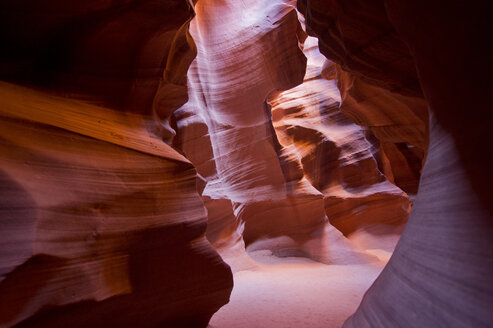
[299,0,493,326]
[173,0,414,268]
[0,1,233,326]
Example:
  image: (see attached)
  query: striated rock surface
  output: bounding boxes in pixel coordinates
[173,0,415,268]
[297,0,429,196]
[346,112,493,327]
[300,0,493,326]
[174,0,376,266]
[335,66,428,195]
[269,36,410,253]
[172,103,254,272]
[0,82,232,328]
[0,1,233,326]
[336,67,428,150]
[3,0,490,326]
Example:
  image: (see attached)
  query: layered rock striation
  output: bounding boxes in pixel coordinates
[2,0,490,326]
[0,1,233,326]
[175,0,338,264]
[336,66,428,195]
[173,0,413,267]
[269,36,410,253]
[0,82,232,327]
[299,0,493,326]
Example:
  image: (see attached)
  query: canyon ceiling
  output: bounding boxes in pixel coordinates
[0,0,492,327]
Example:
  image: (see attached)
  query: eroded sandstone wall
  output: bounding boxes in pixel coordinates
[269,36,411,254]
[299,0,493,326]
[172,0,415,269]
[0,1,233,326]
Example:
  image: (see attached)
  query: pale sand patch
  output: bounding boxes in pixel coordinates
[210,250,385,328]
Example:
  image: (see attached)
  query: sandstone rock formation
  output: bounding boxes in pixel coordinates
[174,0,343,265]
[299,0,493,326]
[173,0,412,269]
[0,1,233,326]
[297,0,422,97]
[269,36,410,253]
[2,0,491,326]
[296,0,429,195]
[336,66,428,195]
[0,82,232,327]
[0,0,195,114]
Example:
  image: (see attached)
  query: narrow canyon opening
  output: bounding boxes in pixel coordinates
[0,0,491,327]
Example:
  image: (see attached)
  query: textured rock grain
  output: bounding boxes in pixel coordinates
[269,37,410,252]
[174,0,374,265]
[0,82,233,327]
[173,0,413,267]
[0,1,233,325]
[299,0,493,326]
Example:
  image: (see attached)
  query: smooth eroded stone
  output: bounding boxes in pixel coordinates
[0,82,233,328]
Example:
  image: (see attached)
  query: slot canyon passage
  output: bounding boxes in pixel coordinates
[0,0,491,327]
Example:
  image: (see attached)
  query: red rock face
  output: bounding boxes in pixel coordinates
[336,66,428,194]
[300,0,493,326]
[0,1,232,327]
[297,0,422,97]
[0,0,194,113]
[295,0,429,197]
[172,0,416,269]
[269,36,410,253]
[0,82,233,327]
[1,0,491,327]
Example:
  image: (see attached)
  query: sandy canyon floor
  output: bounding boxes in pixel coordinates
[209,251,385,328]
